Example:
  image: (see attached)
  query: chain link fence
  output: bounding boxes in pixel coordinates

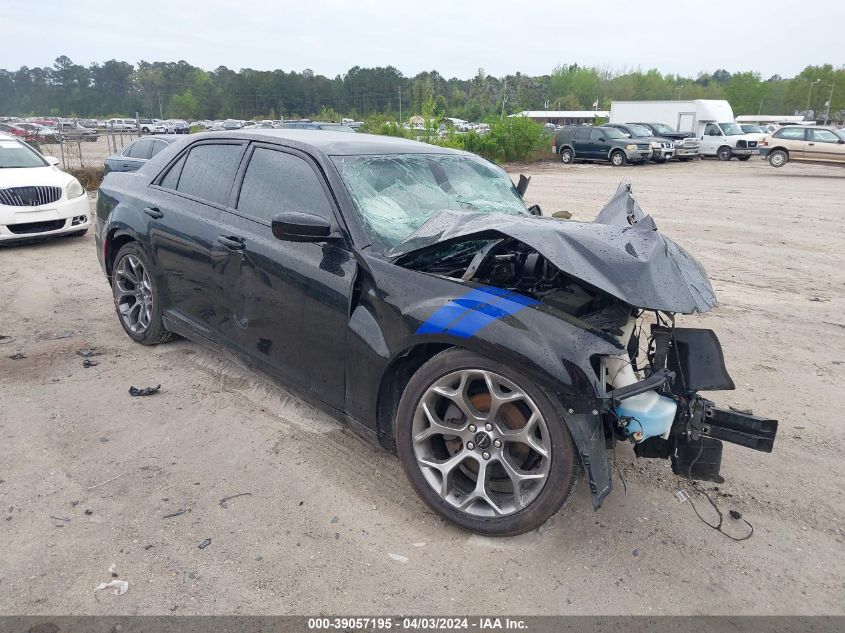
[32,127,142,170]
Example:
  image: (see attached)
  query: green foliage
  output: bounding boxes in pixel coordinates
[316,105,342,122]
[167,89,199,119]
[0,56,843,122]
[429,116,546,164]
[359,114,411,138]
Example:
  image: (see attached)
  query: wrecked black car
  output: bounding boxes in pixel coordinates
[94,130,777,536]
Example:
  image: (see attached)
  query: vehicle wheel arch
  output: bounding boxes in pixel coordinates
[380,340,615,509]
[376,342,454,451]
[105,230,137,279]
[559,145,575,162]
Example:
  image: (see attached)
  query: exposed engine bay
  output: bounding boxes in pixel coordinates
[396,182,778,485]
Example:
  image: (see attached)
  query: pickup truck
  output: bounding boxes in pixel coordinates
[630,122,701,161]
[552,125,652,166]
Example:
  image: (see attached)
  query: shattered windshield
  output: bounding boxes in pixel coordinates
[332,153,528,250]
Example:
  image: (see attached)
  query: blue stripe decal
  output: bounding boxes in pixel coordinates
[416,287,539,338]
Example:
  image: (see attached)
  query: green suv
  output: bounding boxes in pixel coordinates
[552,125,653,166]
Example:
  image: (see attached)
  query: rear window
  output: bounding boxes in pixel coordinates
[175,143,244,206]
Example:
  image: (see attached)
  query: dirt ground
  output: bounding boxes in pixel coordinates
[1,158,843,616]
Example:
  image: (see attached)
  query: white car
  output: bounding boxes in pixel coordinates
[0,133,90,242]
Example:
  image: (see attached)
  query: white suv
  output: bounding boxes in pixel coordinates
[0,134,90,242]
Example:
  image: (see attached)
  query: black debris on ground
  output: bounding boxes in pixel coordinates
[198,538,212,550]
[8,352,25,360]
[82,359,98,368]
[129,384,161,397]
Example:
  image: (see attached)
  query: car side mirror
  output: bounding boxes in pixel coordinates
[598,137,606,142]
[44,156,60,166]
[271,211,335,242]
[838,139,845,144]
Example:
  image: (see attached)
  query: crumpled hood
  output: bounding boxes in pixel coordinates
[393,182,716,314]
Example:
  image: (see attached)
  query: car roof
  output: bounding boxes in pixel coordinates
[194,129,464,156]
[0,132,19,141]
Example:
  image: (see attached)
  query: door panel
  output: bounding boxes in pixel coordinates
[221,144,355,408]
[217,212,356,407]
[699,123,725,156]
[146,140,246,336]
[806,128,845,163]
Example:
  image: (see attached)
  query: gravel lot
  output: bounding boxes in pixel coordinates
[1,158,843,615]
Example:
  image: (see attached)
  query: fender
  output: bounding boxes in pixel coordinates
[345,256,622,508]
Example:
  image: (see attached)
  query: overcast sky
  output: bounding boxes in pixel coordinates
[1,0,842,78]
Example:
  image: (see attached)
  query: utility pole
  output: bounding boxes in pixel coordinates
[398,87,402,124]
[824,83,834,125]
[500,80,507,118]
[677,85,684,100]
[806,79,820,118]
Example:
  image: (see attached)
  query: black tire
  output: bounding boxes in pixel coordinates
[678,157,693,162]
[768,149,788,168]
[395,348,581,536]
[610,150,626,166]
[66,228,88,238]
[111,242,175,345]
[737,155,751,162]
[559,147,574,164]
[717,146,732,161]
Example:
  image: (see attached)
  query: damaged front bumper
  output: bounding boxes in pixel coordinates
[605,325,778,484]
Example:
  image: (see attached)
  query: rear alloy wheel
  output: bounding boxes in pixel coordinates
[769,150,788,168]
[717,146,733,161]
[111,243,175,345]
[610,150,626,166]
[396,349,580,536]
[559,147,574,164]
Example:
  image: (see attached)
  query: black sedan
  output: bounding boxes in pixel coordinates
[94,130,776,536]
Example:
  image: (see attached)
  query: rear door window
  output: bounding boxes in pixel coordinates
[236,147,335,224]
[175,143,244,206]
[575,127,590,140]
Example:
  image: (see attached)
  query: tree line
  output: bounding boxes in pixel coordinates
[1,56,842,122]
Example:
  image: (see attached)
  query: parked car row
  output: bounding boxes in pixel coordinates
[552,122,701,166]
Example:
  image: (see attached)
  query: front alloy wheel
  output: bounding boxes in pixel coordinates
[396,349,580,536]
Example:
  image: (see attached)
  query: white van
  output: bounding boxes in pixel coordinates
[610,100,761,161]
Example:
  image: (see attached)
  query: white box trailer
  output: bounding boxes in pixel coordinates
[610,99,761,161]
